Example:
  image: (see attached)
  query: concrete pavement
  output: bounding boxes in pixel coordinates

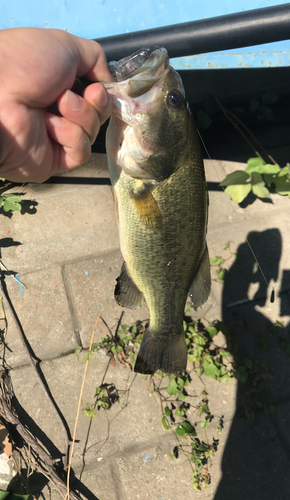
[1,153,290,499]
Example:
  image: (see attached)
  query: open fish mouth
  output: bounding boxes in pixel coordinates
[103,46,169,98]
[108,47,167,81]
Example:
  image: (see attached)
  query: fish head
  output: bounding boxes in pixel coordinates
[105,47,193,181]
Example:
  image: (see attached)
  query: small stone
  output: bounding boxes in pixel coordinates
[142,453,151,463]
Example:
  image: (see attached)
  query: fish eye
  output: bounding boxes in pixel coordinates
[167,90,185,109]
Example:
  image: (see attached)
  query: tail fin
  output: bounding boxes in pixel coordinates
[134,328,187,375]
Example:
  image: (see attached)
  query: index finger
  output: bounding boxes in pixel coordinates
[70,35,112,82]
[51,30,112,82]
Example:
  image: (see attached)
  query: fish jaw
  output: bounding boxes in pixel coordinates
[104,47,172,180]
[106,115,155,180]
[105,46,192,182]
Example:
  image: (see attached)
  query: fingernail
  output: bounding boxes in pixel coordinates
[46,114,64,128]
[96,87,109,108]
[65,90,84,111]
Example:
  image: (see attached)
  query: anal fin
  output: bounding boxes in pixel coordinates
[189,245,211,307]
[115,262,144,309]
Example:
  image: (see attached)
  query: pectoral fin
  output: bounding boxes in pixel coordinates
[130,185,162,230]
[189,245,211,307]
[115,262,145,309]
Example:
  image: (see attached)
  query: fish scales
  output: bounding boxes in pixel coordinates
[105,47,211,374]
[115,154,207,332]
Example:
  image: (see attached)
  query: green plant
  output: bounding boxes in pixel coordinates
[210,241,237,282]
[78,295,279,488]
[234,357,274,423]
[0,179,23,212]
[148,368,224,490]
[248,90,279,121]
[77,314,233,490]
[220,157,290,203]
[0,193,22,212]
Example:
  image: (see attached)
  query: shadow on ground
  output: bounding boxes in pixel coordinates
[215,228,290,499]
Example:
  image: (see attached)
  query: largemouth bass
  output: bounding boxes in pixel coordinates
[105,47,210,375]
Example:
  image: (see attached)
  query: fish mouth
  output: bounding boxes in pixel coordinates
[108,47,167,82]
[103,47,169,98]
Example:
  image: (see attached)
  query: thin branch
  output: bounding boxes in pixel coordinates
[65,316,100,500]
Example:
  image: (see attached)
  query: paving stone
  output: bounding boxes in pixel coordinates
[4,265,78,368]
[10,349,237,499]
[63,249,149,349]
[0,154,119,274]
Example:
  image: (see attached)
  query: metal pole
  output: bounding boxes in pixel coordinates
[95,3,290,61]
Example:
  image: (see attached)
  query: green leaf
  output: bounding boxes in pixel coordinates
[244,357,253,369]
[181,421,196,435]
[220,170,249,186]
[263,174,276,187]
[177,377,184,389]
[203,361,220,380]
[249,99,260,113]
[83,352,93,362]
[188,354,195,362]
[0,493,31,500]
[260,164,280,174]
[275,180,290,196]
[197,444,208,451]
[234,365,248,383]
[167,379,178,396]
[176,425,186,436]
[221,351,231,358]
[251,172,270,199]
[216,268,226,281]
[278,165,290,177]
[210,257,218,264]
[256,104,273,120]
[4,194,22,203]
[224,183,252,203]
[162,416,170,430]
[178,391,185,400]
[206,326,217,338]
[3,196,22,212]
[261,90,279,104]
[246,161,279,175]
[164,406,171,417]
[196,368,203,377]
[246,157,264,169]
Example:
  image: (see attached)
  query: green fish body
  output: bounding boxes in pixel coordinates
[105,47,210,374]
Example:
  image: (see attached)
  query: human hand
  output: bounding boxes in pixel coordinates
[0,28,112,183]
